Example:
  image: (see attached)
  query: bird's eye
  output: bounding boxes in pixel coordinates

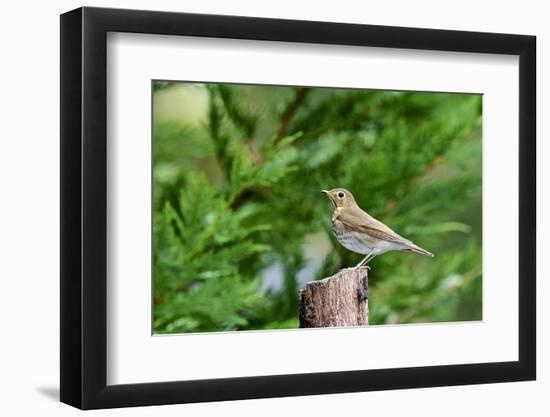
[338,192,345,199]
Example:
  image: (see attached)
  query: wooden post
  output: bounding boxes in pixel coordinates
[299,268,368,328]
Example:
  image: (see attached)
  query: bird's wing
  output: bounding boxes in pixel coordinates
[338,207,409,244]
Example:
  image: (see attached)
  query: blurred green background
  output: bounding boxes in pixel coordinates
[152,81,482,334]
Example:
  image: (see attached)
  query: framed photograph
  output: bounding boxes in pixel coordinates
[60,6,536,409]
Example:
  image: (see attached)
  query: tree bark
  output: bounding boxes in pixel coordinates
[299,268,368,328]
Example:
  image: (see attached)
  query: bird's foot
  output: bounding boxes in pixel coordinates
[354,265,370,271]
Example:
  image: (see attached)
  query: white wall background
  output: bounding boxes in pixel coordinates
[0,0,546,415]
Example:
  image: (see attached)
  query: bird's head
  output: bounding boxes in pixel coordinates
[321,188,357,209]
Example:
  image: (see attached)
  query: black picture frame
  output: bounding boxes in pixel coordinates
[60,6,536,410]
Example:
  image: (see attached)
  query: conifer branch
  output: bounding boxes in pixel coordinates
[276,87,309,143]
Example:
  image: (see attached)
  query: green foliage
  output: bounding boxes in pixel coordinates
[153,82,482,333]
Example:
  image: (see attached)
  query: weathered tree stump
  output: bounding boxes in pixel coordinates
[299,268,368,328]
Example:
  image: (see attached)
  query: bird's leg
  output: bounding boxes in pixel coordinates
[367,253,377,264]
[355,251,375,269]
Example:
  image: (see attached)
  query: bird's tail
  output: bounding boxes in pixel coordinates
[406,243,434,257]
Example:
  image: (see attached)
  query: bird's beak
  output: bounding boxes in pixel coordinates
[321,190,336,208]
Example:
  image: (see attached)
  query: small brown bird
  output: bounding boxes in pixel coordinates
[322,188,434,267]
